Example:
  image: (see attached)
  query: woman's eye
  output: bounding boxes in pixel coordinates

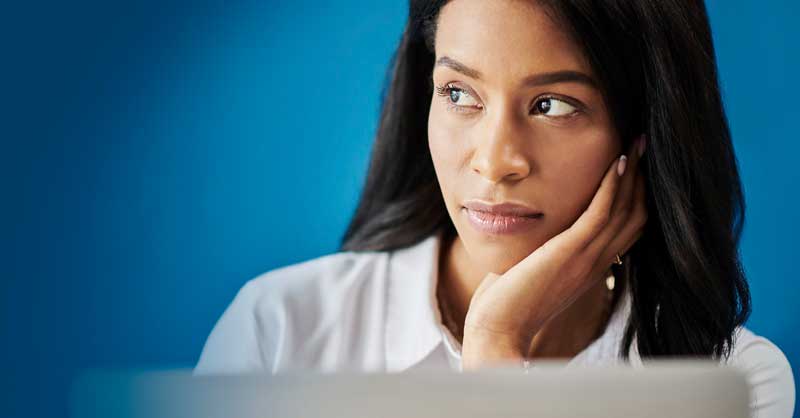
[435,84,481,112]
[447,88,478,107]
[532,97,578,117]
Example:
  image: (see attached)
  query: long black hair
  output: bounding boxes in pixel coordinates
[340,0,750,361]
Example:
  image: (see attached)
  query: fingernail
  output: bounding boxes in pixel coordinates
[638,135,647,157]
[617,155,627,176]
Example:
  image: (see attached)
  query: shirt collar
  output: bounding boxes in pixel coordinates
[384,229,640,372]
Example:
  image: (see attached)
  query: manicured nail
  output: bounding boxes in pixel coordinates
[638,135,647,157]
[617,155,627,176]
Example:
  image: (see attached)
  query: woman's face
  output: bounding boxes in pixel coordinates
[429,0,621,274]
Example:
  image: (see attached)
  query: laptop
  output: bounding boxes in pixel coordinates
[70,359,750,418]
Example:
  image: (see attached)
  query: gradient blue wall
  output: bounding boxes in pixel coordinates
[3,1,798,417]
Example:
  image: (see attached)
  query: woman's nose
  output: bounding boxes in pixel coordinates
[469,110,532,183]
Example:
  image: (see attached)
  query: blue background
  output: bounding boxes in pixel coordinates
[3,1,798,417]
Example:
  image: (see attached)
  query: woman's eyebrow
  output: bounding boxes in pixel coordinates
[435,56,484,79]
[435,55,598,89]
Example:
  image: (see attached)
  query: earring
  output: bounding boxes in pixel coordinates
[605,272,616,304]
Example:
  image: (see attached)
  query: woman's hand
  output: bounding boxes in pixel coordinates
[461,135,648,370]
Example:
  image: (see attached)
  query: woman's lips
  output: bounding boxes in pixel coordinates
[462,200,542,217]
[463,207,543,235]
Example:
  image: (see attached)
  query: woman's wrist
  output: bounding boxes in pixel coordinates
[461,325,529,371]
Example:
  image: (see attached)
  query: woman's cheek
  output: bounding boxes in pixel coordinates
[544,141,616,231]
[428,116,463,179]
[429,117,471,219]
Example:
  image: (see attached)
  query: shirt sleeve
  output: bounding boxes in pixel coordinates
[730,333,796,418]
[193,280,278,375]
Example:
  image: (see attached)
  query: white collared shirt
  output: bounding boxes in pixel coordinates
[195,231,795,417]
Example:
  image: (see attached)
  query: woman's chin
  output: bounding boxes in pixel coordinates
[461,236,543,275]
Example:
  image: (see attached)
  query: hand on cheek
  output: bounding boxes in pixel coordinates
[461,135,648,370]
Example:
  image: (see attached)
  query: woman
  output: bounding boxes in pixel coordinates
[195,0,794,416]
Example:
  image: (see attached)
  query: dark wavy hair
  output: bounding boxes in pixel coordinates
[340,0,750,361]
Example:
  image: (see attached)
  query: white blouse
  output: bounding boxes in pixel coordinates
[195,231,795,418]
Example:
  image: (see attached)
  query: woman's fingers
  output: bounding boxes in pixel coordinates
[610,135,646,216]
[567,152,627,250]
[599,170,648,267]
[585,135,646,262]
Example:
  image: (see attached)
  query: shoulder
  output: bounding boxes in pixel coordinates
[244,248,390,307]
[241,248,392,338]
[728,326,795,418]
[194,248,391,374]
